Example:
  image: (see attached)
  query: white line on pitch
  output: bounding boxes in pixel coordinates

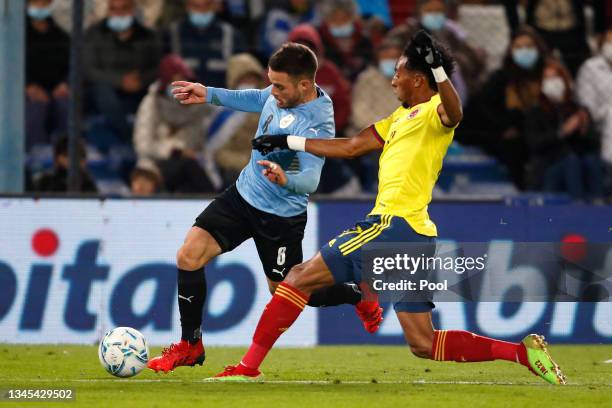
[8,378,607,387]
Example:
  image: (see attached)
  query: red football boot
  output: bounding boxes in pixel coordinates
[355,300,383,334]
[147,339,205,373]
[206,363,263,382]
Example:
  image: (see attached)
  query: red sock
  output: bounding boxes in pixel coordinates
[431,330,529,367]
[240,283,309,370]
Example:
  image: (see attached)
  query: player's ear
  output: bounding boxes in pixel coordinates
[414,73,425,88]
[297,78,311,92]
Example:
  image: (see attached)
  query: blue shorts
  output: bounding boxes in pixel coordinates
[320,214,436,313]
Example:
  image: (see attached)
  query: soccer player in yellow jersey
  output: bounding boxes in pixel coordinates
[212,31,566,385]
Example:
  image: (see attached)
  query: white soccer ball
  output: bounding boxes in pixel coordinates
[98,327,149,377]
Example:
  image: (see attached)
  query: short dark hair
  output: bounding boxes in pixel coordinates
[268,42,318,80]
[131,167,161,187]
[402,36,456,91]
[53,134,87,160]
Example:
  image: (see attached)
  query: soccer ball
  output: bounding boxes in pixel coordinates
[98,327,149,377]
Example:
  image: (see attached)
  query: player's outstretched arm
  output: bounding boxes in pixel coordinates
[172,81,207,105]
[172,81,269,113]
[252,126,382,158]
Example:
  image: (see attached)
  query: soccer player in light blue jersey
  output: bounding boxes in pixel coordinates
[148,43,383,373]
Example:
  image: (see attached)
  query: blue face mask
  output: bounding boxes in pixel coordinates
[379,59,396,78]
[107,15,134,32]
[421,12,446,32]
[329,22,354,38]
[189,12,214,28]
[28,6,52,21]
[512,47,539,69]
[165,84,176,99]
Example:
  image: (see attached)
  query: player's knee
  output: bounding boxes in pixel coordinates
[284,263,308,288]
[408,340,433,359]
[176,244,205,271]
[267,282,279,296]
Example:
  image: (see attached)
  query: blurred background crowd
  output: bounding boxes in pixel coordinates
[22,0,612,203]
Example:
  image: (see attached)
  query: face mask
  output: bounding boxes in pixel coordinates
[421,12,446,32]
[165,84,176,98]
[107,15,134,32]
[189,12,214,28]
[329,22,354,38]
[28,6,52,21]
[602,42,612,62]
[542,76,566,103]
[512,46,539,69]
[379,59,396,78]
[236,83,258,90]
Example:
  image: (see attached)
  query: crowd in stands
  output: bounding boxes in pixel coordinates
[23,0,612,203]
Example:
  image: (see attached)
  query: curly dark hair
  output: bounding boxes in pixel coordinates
[402,36,456,91]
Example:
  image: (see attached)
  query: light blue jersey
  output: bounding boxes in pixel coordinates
[206,85,334,217]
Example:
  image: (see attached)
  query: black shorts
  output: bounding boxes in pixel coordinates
[194,184,307,282]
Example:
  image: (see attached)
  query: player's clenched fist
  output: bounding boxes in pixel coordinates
[257,160,287,186]
[171,81,207,105]
[252,134,289,155]
[413,30,443,68]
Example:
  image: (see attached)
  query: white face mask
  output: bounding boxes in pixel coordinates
[542,76,566,103]
[602,42,612,62]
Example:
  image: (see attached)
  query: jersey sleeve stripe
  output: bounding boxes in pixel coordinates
[370,125,385,145]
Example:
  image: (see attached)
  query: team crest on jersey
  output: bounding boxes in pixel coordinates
[280,114,296,129]
[407,108,420,120]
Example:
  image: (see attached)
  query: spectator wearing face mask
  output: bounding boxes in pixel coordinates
[84,0,162,140]
[25,0,70,151]
[318,0,374,81]
[288,24,351,136]
[504,0,606,77]
[164,0,245,88]
[52,0,163,32]
[456,26,548,190]
[577,27,612,171]
[524,59,603,200]
[348,37,401,134]
[342,37,405,193]
[387,0,483,101]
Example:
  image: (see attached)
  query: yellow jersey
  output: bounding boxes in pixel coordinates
[369,94,455,237]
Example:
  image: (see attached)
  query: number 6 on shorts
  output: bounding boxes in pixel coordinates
[277,247,286,265]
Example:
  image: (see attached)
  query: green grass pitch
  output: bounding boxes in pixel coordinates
[1,344,611,407]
